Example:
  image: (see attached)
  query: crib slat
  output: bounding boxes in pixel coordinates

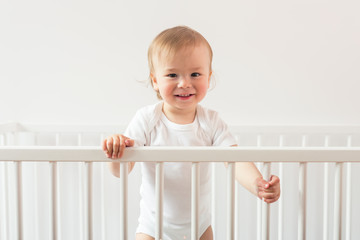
[50,162,58,240]
[155,162,164,240]
[345,136,352,240]
[120,162,128,240]
[85,162,93,240]
[227,162,235,240]
[211,163,217,238]
[345,162,351,240]
[333,162,343,240]
[0,134,9,240]
[55,134,62,240]
[33,163,40,240]
[298,135,307,240]
[191,162,200,240]
[278,135,284,240]
[12,132,23,240]
[78,134,93,240]
[323,136,330,240]
[256,135,263,240]
[79,162,84,240]
[33,134,40,240]
[100,163,107,240]
[1,162,10,240]
[100,134,107,240]
[261,162,271,240]
[14,161,23,240]
[234,136,239,240]
[235,180,239,240]
[277,162,283,240]
[298,162,307,240]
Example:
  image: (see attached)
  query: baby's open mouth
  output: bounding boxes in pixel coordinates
[175,94,194,97]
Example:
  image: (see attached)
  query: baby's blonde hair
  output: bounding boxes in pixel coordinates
[148,26,213,99]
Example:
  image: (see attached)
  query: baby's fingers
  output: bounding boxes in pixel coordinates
[112,136,121,158]
[268,175,280,187]
[259,191,276,199]
[256,177,270,189]
[101,138,111,157]
[261,191,280,203]
[102,135,134,159]
[102,139,108,155]
[105,136,116,158]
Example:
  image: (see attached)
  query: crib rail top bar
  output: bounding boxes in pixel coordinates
[0,146,360,163]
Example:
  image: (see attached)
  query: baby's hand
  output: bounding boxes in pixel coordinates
[102,134,134,159]
[256,175,280,203]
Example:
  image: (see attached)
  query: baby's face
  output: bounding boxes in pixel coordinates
[151,44,212,117]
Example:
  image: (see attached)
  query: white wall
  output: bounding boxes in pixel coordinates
[1,0,359,125]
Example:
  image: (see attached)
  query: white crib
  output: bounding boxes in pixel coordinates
[0,123,360,240]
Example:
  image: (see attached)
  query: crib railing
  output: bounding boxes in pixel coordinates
[1,147,360,240]
[1,123,360,240]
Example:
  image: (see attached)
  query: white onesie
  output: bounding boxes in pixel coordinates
[124,101,236,239]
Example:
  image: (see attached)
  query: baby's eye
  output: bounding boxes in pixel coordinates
[167,73,177,78]
[191,72,200,77]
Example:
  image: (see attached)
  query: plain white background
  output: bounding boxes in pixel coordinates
[1,0,359,125]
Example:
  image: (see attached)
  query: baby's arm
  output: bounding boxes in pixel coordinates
[235,162,280,203]
[230,145,280,203]
[102,134,135,178]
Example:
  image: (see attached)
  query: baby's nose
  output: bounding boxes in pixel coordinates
[178,76,192,88]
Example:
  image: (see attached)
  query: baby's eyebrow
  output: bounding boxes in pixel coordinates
[164,68,178,72]
[189,67,202,70]
[164,67,204,72]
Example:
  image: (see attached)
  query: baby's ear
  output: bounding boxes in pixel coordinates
[207,71,213,87]
[150,73,159,90]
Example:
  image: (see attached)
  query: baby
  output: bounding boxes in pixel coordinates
[102,26,280,240]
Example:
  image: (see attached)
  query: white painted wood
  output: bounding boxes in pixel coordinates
[345,136,352,240]
[261,162,271,240]
[298,135,307,240]
[155,162,164,240]
[1,146,360,163]
[15,161,23,240]
[298,162,307,240]
[191,162,200,240]
[49,162,58,240]
[120,162,128,240]
[227,162,235,240]
[333,162,343,240]
[323,136,330,240]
